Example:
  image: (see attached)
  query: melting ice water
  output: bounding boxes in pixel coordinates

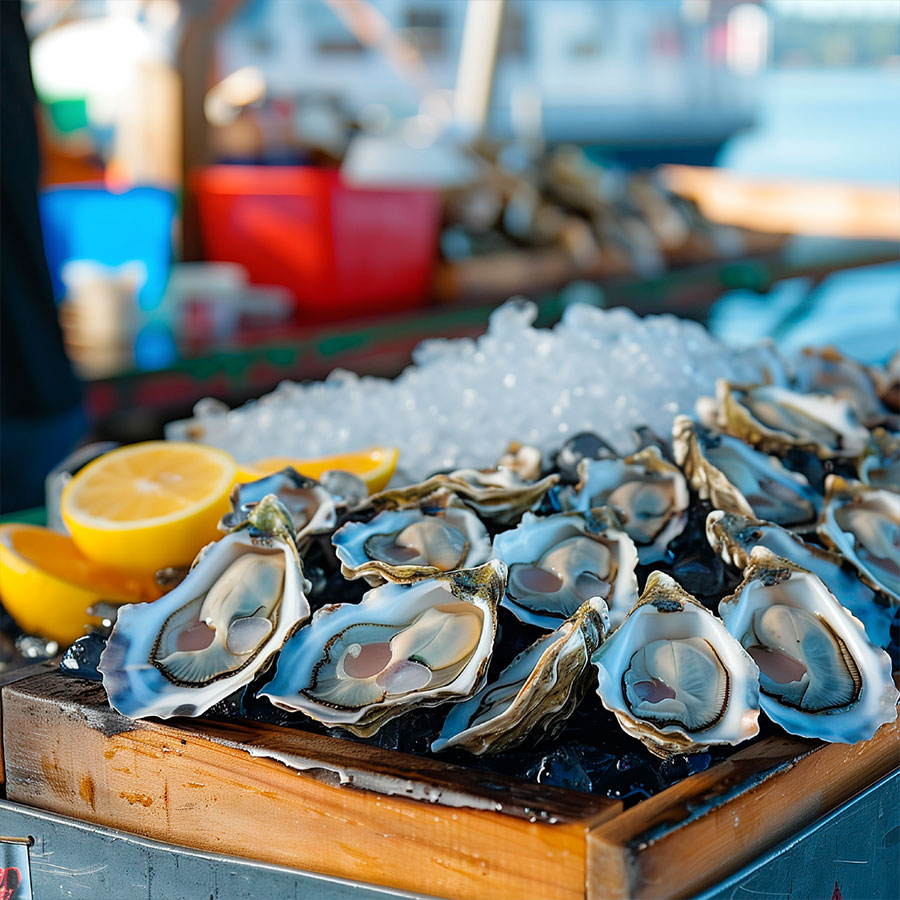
[169,301,775,482]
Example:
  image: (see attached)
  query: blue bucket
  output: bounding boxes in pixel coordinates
[39,184,176,310]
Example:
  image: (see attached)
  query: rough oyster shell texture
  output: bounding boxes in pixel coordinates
[432,597,609,755]
[673,415,820,530]
[713,380,870,459]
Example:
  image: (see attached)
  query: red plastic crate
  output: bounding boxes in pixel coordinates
[192,166,440,322]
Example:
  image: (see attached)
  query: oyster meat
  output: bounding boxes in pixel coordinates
[706,509,893,649]
[592,571,760,756]
[332,504,491,585]
[492,510,638,629]
[100,495,311,719]
[572,446,689,563]
[259,561,505,736]
[817,475,900,603]
[719,548,898,743]
[432,598,609,755]
[712,380,869,458]
[673,416,820,529]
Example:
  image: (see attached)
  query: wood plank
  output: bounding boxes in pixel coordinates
[586,720,900,900]
[0,661,57,789]
[2,672,618,900]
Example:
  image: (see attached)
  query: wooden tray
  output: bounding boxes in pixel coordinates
[2,670,897,900]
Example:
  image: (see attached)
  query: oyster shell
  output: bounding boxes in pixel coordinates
[572,446,689,563]
[673,416,820,529]
[719,548,898,743]
[100,495,310,719]
[712,380,869,459]
[792,346,888,428]
[496,442,543,482]
[332,504,491,585]
[220,468,337,546]
[817,475,900,603]
[492,510,639,629]
[371,467,559,527]
[259,561,505,736]
[706,510,893,649]
[592,571,760,756]
[431,597,609,755]
[858,428,900,494]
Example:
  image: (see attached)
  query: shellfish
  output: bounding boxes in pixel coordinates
[99,495,310,719]
[259,561,505,736]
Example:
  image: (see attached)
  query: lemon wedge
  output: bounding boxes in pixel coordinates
[239,446,399,494]
[0,524,160,644]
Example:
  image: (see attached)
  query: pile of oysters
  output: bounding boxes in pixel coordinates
[94,346,899,783]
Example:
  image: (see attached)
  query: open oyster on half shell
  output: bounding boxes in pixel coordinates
[673,416,820,530]
[792,346,889,428]
[711,380,869,459]
[817,475,900,603]
[492,510,639,629]
[431,597,609,755]
[371,467,559,527]
[331,503,491,585]
[857,428,900,494]
[100,494,311,719]
[706,510,893,649]
[592,572,760,757]
[259,561,505,736]
[571,446,689,563]
[220,468,337,547]
[719,548,898,743]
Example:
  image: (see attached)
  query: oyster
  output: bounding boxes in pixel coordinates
[371,467,559,527]
[673,416,820,529]
[220,468,337,546]
[706,510,893,649]
[332,504,491,585]
[259,561,505,736]
[817,475,900,603]
[496,441,544,482]
[431,597,609,755]
[719,548,898,743]
[858,428,900,494]
[792,346,888,428]
[100,495,310,719]
[492,510,639,629]
[712,380,869,458]
[572,446,689,563]
[592,571,760,756]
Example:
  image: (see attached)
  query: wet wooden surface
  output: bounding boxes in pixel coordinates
[2,670,898,900]
[1,672,616,900]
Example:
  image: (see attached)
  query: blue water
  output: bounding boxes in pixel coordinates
[718,68,900,185]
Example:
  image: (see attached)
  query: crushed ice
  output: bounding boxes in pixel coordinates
[169,301,775,482]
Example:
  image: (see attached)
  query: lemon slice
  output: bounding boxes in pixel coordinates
[239,446,399,494]
[0,524,160,644]
[61,441,237,574]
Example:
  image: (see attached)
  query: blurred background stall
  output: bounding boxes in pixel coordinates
[3,0,899,505]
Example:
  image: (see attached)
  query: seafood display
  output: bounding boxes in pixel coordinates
[59,331,898,803]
